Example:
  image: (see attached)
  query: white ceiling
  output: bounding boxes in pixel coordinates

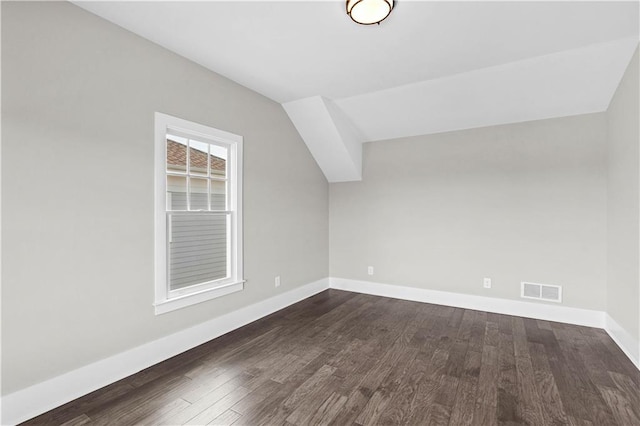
[75,1,638,103]
[336,37,640,142]
[74,1,639,181]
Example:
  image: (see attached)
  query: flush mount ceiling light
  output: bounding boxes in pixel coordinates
[346,0,394,25]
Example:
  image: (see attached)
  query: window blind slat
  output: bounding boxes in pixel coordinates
[168,214,227,290]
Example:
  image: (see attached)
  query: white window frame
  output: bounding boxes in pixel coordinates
[154,112,244,315]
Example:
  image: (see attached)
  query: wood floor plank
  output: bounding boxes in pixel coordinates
[425,402,452,425]
[567,415,595,425]
[455,309,475,342]
[20,290,640,426]
[157,373,253,425]
[259,363,338,425]
[328,389,370,426]
[476,344,498,409]
[283,374,342,425]
[444,339,470,378]
[206,409,241,426]
[281,364,336,410]
[247,352,337,425]
[270,348,323,384]
[597,386,640,425]
[468,311,486,352]
[184,386,251,425]
[448,343,482,425]
[196,326,285,370]
[354,391,387,426]
[544,331,594,421]
[434,373,460,409]
[591,329,640,386]
[235,354,334,425]
[229,379,282,415]
[353,345,419,425]
[329,342,405,425]
[579,344,618,388]
[473,402,497,425]
[553,334,618,425]
[181,369,242,404]
[534,370,568,425]
[376,348,432,425]
[403,347,450,424]
[608,371,640,418]
[306,392,348,426]
[447,374,476,425]
[58,414,92,426]
[497,330,521,424]
[135,397,191,425]
[327,338,370,379]
[514,352,546,425]
[528,342,569,425]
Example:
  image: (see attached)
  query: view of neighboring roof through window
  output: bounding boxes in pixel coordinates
[166,134,226,178]
[166,134,228,212]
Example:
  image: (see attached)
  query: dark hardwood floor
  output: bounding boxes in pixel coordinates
[23,289,640,425]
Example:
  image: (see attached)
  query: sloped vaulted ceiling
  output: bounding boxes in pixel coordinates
[75,1,639,182]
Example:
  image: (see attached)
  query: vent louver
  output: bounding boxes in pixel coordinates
[521,282,562,303]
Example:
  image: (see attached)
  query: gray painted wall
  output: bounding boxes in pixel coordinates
[606,47,640,349]
[1,1,328,395]
[330,114,608,311]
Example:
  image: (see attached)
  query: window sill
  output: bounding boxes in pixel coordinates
[154,281,244,315]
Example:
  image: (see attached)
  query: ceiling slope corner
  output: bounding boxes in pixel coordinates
[283,96,362,183]
[601,37,640,112]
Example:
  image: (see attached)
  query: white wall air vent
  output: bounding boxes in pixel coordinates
[521,282,562,303]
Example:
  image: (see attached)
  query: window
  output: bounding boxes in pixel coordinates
[154,113,243,314]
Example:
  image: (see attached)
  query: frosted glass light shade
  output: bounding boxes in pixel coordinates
[346,0,394,25]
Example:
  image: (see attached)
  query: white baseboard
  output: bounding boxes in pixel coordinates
[0,278,330,426]
[330,277,605,328]
[605,314,640,370]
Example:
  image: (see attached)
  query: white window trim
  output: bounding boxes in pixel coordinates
[154,112,244,315]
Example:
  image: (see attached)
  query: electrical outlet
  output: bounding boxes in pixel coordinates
[367,266,374,275]
[483,277,491,289]
[275,276,280,288]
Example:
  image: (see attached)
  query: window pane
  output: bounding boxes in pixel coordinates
[210,179,227,211]
[189,177,208,211]
[168,214,229,290]
[166,136,187,173]
[209,144,227,178]
[189,140,209,176]
[167,175,187,210]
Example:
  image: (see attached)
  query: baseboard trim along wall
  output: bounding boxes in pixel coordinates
[4,276,638,424]
[604,314,640,370]
[0,278,330,426]
[329,277,605,327]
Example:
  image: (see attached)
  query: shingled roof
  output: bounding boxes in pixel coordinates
[167,139,226,173]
